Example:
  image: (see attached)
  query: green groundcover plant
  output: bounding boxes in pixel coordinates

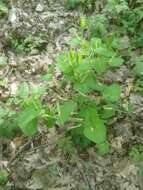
[55,34,123,154]
[0,33,123,155]
[1,0,143,156]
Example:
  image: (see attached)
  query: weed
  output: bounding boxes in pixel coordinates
[0,170,8,185]
[129,146,143,163]
[56,136,76,156]
[65,0,95,11]
[80,14,109,38]
[0,54,8,68]
[55,35,123,154]
[0,1,8,17]
[0,36,124,154]
[1,0,143,157]
[9,35,46,53]
[0,82,55,138]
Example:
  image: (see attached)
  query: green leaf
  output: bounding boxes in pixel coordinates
[82,107,109,154]
[75,58,93,75]
[109,57,124,67]
[132,62,143,77]
[0,54,8,68]
[0,119,4,125]
[17,106,40,136]
[57,100,77,125]
[0,121,17,138]
[44,107,56,128]
[65,0,81,9]
[0,2,8,15]
[30,82,39,94]
[67,37,82,46]
[18,82,29,99]
[0,108,9,117]
[101,104,116,119]
[0,170,8,185]
[93,57,108,74]
[94,47,109,56]
[102,84,121,102]
[70,126,92,149]
[80,15,87,29]
[83,108,107,144]
[97,141,110,155]
[29,83,46,97]
[41,74,53,81]
[21,118,38,137]
[57,52,72,74]
[74,76,98,93]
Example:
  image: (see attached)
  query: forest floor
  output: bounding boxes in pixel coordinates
[0,0,143,189]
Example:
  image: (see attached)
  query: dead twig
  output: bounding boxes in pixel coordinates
[76,160,94,190]
[7,138,32,167]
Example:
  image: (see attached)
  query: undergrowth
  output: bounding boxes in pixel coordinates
[8,35,46,54]
[0,0,143,158]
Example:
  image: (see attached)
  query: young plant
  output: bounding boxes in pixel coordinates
[0,106,17,138]
[65,0,95,11]
[80,14,109,38]
[0,1,8,17]
[0,170,8,185]
[9,35,46,53]
[0,82,55,138]
[56,36,123,154]
[16,82,55,136]
[129,146,143,163]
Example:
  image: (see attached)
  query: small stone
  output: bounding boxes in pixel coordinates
[36,3,44,12]
[8,7,17,24]
[114,121,133,142]
[0,54,8,68]
[10,83,18,95]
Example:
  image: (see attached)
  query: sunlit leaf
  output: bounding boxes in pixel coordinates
[83,108,106,144]
[109,56,124,67]
[57,100,77,125]
[17,105,40,136]
[18,82,29,99]
[102,84,121,102]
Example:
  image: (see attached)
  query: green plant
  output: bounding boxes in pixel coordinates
[65,0,94,11]
[56,36,123,155]
[0,54,8,68]
[0,1,8,17]
[0,106,17,138]
[129,146,143,163]
[129,146,143,176]
[105,0,129,16]
[0,82,55,138]
[80,14,109,38]
[56,136,76,156]
[0,170,8,185]
[17,82,56,136]
[131,55,143,77]
[1,0,142,156]
[135,79,143,94]
[105,0,143,47]
[9,35,46,53]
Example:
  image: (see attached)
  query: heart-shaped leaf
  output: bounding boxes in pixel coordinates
[83,108,107,144]
[102,84,121,102]
[109,56,124,67]
[57,100,77,125]
[18,82,29,99]
[17,105,40,136]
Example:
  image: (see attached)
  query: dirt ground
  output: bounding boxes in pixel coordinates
[0,0,143,189]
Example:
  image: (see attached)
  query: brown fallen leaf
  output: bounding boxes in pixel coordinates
[125,78,134,97]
